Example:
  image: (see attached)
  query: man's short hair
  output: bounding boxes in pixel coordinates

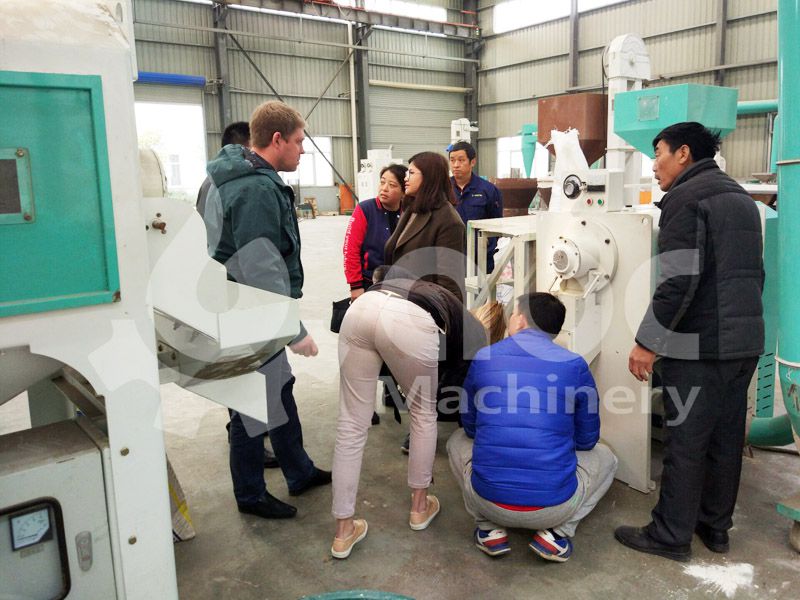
[221,121,250,147]
[516,292,566,336]
[448,140,476,161]
[250,101,305,148]
[652,122,721,161]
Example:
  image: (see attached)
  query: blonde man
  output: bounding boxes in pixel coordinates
[204,101,330,519]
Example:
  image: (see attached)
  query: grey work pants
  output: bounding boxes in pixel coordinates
[446,429,617,537]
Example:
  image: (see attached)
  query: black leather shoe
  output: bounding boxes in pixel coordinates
[695,522,729,553]
[289,468,332,497]
[371,411,381,426]
[263,448,280,469]
[238,493,297,519]
[614,526,691,562]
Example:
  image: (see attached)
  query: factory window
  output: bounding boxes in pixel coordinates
[134,102,207,202]
[497,136,548,179]
[280,136,334,187]
[493,0,627,34]
[641,155,654,177]
[335,0,446,23]
[167,154,182,187]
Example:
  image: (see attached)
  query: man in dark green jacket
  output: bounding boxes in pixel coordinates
[205,101,330,519]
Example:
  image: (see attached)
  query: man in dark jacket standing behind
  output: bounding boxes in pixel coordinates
[205,101,331,520]
[615,122,764,561]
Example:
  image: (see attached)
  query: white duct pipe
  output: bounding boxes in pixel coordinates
[369,79,472,94]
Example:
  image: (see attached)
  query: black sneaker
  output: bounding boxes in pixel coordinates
[695,522,729,553]
[401,433,410,455]
[289,468,332,497]
[614,526,691,562]
[238,493,297,519]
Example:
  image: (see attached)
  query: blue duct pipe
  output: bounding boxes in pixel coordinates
[137,71,206,87]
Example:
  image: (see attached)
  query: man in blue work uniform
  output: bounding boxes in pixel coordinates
[449,141,503,273]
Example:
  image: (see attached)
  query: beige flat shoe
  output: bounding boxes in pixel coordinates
[409,495,440,531]
[331,519,368,559]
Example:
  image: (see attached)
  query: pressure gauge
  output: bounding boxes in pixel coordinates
[10,505,53,551]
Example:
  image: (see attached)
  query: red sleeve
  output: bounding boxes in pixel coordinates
[343,203,368,288]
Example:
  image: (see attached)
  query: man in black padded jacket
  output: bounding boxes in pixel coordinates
[615,122,764,561]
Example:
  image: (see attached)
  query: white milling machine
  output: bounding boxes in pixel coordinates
[0,2,297,597]
[536,35,660,493]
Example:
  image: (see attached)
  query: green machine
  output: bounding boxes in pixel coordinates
[613,83,738,158]
[521,123,538,178]
[0,70,120,318]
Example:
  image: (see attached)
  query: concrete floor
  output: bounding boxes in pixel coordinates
[2,216,799,599]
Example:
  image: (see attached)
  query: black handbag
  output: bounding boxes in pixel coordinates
[330,297,351,333]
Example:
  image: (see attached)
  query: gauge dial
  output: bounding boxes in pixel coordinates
[10,506,52,551]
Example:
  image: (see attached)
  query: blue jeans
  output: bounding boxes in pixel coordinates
[229,351,317,505]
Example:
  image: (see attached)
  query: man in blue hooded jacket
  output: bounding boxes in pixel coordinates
[204,101,330,520]
[448,292,617,562]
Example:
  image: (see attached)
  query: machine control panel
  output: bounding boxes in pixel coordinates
[559,169,624,213]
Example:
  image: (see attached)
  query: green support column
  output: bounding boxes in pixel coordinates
[776,0,800,529]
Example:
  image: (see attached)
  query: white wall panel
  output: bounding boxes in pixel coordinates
[134,0,214,46]
[135,41,215,78]
[477,138,498,178]
[726,12,778,64]
[579,0,715,50]
[479,57,569,105]
[723,114,772,179]
[729,0,777,19]
[481,20,570,68]
[645,28,717,78]
[477,101,537,141]
[726,64,777,101]
[370,87,463,160]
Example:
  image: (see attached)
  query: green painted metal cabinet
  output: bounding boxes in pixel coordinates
[0,71,120,317]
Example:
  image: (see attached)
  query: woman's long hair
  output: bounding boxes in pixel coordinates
[471,301,507,344]
[403,151,455,214]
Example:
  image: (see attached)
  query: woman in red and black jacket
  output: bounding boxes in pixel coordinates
[343,164,407,300]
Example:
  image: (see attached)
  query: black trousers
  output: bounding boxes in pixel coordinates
[647,356,758,547]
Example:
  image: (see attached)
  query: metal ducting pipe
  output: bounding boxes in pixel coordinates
[737,99,778,115]
[748,413,795,447]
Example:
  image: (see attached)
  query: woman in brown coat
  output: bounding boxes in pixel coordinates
[383,152,466,301]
